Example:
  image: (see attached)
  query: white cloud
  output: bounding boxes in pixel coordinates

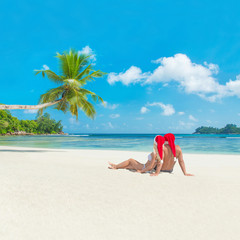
[107,66,149,85]
[179,121,195,129]
[101,122,114,129]
[108,53,240,101]
[146,102,175,116]
[102,101,119,110]
[203,61,219,74]
[146,87,152,94]
[189,115,198,122]
[110,114,120,119]
[69,117,74,124]
[78,46,96,62]
[146,54,221,95]
[69,117,80,125]
[43,65,49,70]
[140,106,149,114]
[178,112,185,115]
[225,75,240,97]
[24,109,38,114]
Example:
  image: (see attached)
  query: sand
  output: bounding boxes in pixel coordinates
[0,145,240,240]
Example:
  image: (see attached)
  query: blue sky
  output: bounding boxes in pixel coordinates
[1,0,240,133]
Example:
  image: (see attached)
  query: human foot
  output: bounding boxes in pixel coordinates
[108,162,117,169]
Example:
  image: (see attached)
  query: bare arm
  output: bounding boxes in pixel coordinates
[177,148,194,176]
[150,150,164,176]
[150,161,163,176]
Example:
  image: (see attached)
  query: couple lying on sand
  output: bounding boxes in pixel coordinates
[108,133,194,176]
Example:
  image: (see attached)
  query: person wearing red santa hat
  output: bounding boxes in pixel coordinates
[108,136,166,173]
[164,133,176,157]
[151,133,194,176]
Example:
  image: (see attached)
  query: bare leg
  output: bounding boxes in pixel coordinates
[108,158,143,170]
[108,159,131,169]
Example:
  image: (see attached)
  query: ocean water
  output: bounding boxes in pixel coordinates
[0,134,240,154]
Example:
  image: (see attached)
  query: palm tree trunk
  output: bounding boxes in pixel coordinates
[0,99,63,110]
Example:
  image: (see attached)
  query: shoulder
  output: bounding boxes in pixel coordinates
[175,145,182,154]
[175,145,181,151]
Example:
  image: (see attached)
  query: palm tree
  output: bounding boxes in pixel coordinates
[0,49,106,119]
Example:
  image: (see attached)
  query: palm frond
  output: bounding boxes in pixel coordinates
[70,103,78,119]
[78,97,96,119]
[37,86,65,116]
[38,86,65,104]
[34,70,63,84]
[66,50,75,78]
[65,88,78,101]
[76,54,90,73]
[77,70,106,86]
[65,88,96,119]
[37,108,44,116]
[56,49,90,79]
[54,100,69,113]
[56,52,71,77]
[77,88,104,103]
[75,64,93,80]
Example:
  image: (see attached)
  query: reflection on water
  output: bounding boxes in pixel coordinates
[0,134,240,154]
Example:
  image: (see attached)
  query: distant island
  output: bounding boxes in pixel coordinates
[0,110,64,135]
[194,124,240,134]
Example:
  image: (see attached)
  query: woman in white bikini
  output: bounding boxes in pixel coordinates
[108,135,165,173]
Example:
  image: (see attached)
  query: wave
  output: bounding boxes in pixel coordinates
[68,134,90,137]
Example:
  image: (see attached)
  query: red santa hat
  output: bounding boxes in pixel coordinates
[164,133,176,157]
[154,135,165,160]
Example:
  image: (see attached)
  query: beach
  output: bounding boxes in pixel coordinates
[0,146,240,240]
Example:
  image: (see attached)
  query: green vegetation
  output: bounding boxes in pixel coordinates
[194,124,240,134]
[0,110,63,135]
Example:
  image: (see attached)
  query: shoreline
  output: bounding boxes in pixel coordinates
[0,144,240,156]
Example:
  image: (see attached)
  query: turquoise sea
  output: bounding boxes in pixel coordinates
[0,134,240,154]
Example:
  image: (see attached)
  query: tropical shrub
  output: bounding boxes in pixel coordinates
[0,110,63,135]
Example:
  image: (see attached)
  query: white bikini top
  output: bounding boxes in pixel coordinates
[148,153,162,163]
[148,154,153,161]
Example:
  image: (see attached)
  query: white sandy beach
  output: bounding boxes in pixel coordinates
[0,146,240,240]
